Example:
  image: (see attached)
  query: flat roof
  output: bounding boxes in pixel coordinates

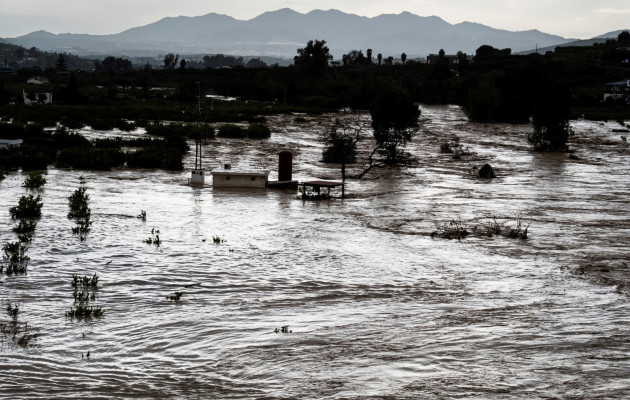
[300,180,345,187]
[211,168,269,176]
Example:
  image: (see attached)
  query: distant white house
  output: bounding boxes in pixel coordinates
[26,76,50,85]
[604,79,630,103]
[0,139,24,149]
[23,89,53,105]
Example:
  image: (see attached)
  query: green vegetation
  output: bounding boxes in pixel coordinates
[217,122,272,139]
[246,123,272,139]
[166,292,183,302]
[22,172,47,188]
[9,195,43,219]
[72,273,99,288]
[1,302,38,348]
[145,228,162,246]
[67,274,103,320]
[0,35,628,169]
[217,123,246,138]
[1,242,30,275]
[67,187,92,241]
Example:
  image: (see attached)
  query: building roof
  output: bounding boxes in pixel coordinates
[300,180,345,187]
[606,80,630,86]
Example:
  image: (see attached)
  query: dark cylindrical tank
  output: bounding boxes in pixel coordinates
[278,150,293,181]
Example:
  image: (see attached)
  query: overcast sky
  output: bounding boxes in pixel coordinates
[0,0,629,39]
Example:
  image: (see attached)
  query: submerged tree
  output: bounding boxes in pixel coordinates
[359,87,420,177]
[528,84,572,151]
[320,114,370,197]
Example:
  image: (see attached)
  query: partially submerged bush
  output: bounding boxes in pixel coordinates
[72,273,99,288]
[432,216,531,240]
[68,187,92,241]
[1,302,38,348]
[9,195,43,219]
[1,242,30,275]
[217,124,246,138]
[478,163,496,179]
[166,292,183,302]
[22,172,47,188]
[145,122,195,138]
[246,123,271,139]
[431,220,469,240]
[66,304,104,319]
[67,274,103,320]
[56,148,126,170]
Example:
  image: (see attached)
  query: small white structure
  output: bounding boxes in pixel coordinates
[23,90,53,105]
[26,76,50,85]
[604,80,630,103]
[211,164,270,188]
[190,169,205,186]
[0,139,23,149]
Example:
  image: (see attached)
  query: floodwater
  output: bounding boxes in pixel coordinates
[1,105,630,399]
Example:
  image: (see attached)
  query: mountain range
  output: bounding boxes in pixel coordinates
[1,8,621,60]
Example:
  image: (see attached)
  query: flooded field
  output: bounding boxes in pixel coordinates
[1,105,630,399]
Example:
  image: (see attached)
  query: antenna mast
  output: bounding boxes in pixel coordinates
[194,82,203,171]
[190,82,206,186]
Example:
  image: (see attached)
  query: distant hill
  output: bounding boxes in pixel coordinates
[517,29,630,55]
[2,8,578,59]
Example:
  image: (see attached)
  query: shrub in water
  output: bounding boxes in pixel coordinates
[246,123,271,139]
[1,242,30,275]
[217,124,246,138]
[22,172,47,189]
[9,195,43,219]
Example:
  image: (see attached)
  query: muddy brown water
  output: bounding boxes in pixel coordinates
[1,105,629,399]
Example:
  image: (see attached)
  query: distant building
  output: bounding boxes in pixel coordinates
[23,89,53,105]
[27,76,50,85]
[0,139,24,149]
[604,79,630,104]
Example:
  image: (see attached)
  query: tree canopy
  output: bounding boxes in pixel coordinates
[294,39,332,78]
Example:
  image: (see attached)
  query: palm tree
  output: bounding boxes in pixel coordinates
[377,53,383,66]
[401,53,407,65]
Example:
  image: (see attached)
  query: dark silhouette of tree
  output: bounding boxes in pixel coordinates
[475,45,511,61]
[65,72,80,104]
[367,49,373,64]
[384,56,394,65]
[359,87,420,177]
[246,58,268,68]
[14,47,25,60]
[528,84,572,151]
[401,53,407,64]
[163,53,179,70]
[179,59,187,70]
[294,39,332,78]
[56,54,67,72]
[202,54,243,68]
[97,56,132,72]
[342,50,368,66]
[377,53,382,66]
[618,30,630,43]
[438,49,445,58]
[0,79,7,105]
[456,51,470,72]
